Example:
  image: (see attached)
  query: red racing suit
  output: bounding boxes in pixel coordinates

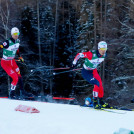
[0,37,22,88]
[73,50,106,98]
[1,58,21,86]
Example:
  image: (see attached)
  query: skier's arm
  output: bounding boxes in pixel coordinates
[0,40,9,49]
[17,49,24,62]
[72,51,93,65]
[16,39,24,62]
[0,41,3,49]
[0,45,3,49]
[16,49,20,57]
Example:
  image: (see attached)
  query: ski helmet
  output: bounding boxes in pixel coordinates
[98,41,107,50]
[85,97,92,106]
[11,27,20,35]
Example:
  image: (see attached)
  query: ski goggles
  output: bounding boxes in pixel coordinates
[12,32,20,36]
[100,48,107,51]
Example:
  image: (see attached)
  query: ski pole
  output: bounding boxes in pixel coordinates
[25,67,70,82]
[30,67,70,72]
[53,68,82,75]
[53,67,70,71]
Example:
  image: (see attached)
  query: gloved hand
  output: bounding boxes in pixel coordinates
[18,57,24,63]
[0,45,3,48]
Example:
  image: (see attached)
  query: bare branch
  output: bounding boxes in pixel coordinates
[0,33,6,39]
[117,18,134,32]
[0,0,10,38]
[131,0,134,4]
[111,76,134,82]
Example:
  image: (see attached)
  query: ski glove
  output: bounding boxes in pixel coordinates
[0,45,3,48]
[18,57,24,63]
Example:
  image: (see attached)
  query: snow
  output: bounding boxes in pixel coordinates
[0,98,134,134]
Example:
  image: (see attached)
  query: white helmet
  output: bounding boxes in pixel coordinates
[11,27,19,35]
[98,41,107,50]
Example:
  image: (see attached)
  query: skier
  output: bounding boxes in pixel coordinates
[72,41,112,109]
[0,27,33,99]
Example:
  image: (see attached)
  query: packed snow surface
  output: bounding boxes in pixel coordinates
[0,98,134,134]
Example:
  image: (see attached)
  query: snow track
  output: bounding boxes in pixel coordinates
[0,98,134,134]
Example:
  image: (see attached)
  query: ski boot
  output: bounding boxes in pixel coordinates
[20,90,34,100]
[93,98,101,109]
[99,98,113,109]
[9,90,17,99]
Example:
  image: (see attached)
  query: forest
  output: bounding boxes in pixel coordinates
[0,0,134,107]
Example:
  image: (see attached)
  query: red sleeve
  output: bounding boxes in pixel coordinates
[16,49,19,54]
[16,49,20,57]
[82,51,93,60]
[73,51,93,64]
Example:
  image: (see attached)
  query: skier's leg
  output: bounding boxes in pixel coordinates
[93,69,112,108]
[11,59,34,99]
[9,73,18,99]
[82,68,101,97]
[11,59,21,77]
[82,68,100,87]
[81,68,101,109]
[92,69,104,98]
[1,59,19,98]
[11,59,23,90]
